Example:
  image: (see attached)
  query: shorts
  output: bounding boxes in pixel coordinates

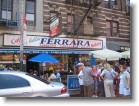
[119,82,130,96]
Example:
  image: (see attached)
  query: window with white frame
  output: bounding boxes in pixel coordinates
[1,0,13,20]
[26,0,36,25]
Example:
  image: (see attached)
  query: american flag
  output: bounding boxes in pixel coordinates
[23,16,27,45]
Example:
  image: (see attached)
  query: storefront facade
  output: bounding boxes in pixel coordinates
[0,34,104,72]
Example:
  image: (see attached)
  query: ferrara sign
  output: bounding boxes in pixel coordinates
[4,35,103,49]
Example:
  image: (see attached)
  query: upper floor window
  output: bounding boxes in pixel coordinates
[1,0,13,20]
[26,0,36,25]
[106,20,118,36]
[87,16,92,24]
[104,0,117,9]
[67,14,74,33]
[126,0,130,14]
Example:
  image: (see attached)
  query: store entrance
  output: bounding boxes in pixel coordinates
[26,54,39,73]
[68,54,79,73]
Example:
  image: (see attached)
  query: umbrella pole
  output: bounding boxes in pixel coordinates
[106,58,107,63]
[39,63,42,78]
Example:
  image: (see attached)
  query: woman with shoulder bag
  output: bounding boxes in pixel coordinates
[100,63,118,97]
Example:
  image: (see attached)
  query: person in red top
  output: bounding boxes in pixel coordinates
[92,65,99,97]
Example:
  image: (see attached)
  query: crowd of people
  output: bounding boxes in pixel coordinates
[28,67,61,82]
[77,62,130,97]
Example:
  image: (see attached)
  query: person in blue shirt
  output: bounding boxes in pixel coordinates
[3,65,9,71]
[73,58,79,74]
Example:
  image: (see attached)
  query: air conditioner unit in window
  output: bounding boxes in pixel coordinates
[26,20,35,26]
[112,5,119,10]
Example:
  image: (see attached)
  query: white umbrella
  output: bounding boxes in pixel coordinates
[121,50,130,58]
[90,48,122,61]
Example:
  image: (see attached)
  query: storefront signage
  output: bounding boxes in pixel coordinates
[50,18,62,38]
[67,75,80,95]
[4,34,103,49]
[67,76,80,90]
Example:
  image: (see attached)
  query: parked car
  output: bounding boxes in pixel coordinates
[0,71,69,97]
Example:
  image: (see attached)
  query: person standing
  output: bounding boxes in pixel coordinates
[82,62,94,97]
[97,63,105,97]
[3,65,9,71]
[76,63,84,97]
[100,63,118,97]
[73,58,79,74]
[92,65,99,97]
[119,65,130,97]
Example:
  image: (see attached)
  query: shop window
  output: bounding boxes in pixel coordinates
[67,14,75,34]
[0,74,30,89]
[104,0,117,9]
[26,0,36,26]
[1,0,13,20]
[106,20,118,36]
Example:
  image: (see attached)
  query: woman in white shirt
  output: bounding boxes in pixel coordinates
[119,65,130,97]
[77,63,84,97]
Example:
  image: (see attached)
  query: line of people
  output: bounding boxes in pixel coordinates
[77,62,130,97]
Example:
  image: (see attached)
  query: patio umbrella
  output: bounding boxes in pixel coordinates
[121,50,130,58]
[29,53,59,77]
[29,53,59,63]
[90,48,122,61]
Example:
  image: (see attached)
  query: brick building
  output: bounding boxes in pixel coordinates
[0,0,130,71]
[43,0,130,50]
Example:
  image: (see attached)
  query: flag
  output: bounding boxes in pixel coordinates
[90,54,96,66]
[23,16,27,45]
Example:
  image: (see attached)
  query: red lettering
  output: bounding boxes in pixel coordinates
[91,42,101,48]
[11,37,20,44]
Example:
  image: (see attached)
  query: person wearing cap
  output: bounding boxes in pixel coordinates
[119,65,130,97]
[77,63,84,97]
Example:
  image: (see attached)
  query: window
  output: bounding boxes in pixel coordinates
[0,74,30,89]
[112,22,118,35]
[106,20,118,36]
[87,16,92,24]
[126,0,130,13]
[1,0,13,20]
[104,0,117,9]
[26,0,36,25]
[67,14,74,33]
[106,21,111,35]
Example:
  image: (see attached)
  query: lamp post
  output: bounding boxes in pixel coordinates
[19,0,25,71]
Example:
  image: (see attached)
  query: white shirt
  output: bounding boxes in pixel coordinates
[78,70,84,85]
[49,73,56,79]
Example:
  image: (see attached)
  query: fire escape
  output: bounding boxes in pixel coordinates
[65,0,101,36]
